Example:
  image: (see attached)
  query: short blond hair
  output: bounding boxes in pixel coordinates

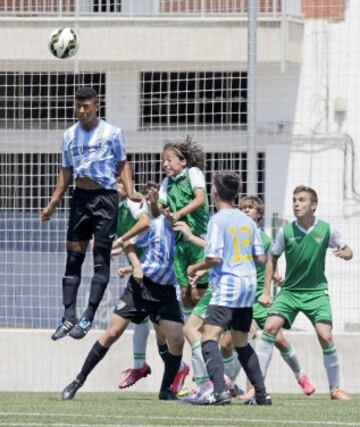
[293,185,318,204]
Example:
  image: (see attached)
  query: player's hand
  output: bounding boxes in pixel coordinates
[133,264,143,284]
[117,266,133,277]
[250,322,260,339]
[173,221,192,240]
[40,204,56,221]
[146,187,159,203]
[111,246,124,258]
[273,272,284,287]
[128,191,144,204]
[258,292,272,307]
[333,246,346,259]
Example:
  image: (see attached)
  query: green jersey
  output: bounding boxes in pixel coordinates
[255,230,272,298]
[159,167,209,238]
[273,219,331,291]
[116,198,148,258]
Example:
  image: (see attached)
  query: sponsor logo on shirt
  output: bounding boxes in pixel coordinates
[314,234,323,243]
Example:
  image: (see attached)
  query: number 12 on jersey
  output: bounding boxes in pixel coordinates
[227,226,253,263]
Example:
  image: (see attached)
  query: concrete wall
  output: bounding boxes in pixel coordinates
[1,329,359,393]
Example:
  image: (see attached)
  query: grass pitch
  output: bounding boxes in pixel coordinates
[0,392,359,427]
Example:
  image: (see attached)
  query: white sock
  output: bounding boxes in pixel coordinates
[223,352,241,382]
[191,340,209,384]
[280,344,303,380]
[323,345,340,391]
[133,319,150,369]
[256,332,276,378]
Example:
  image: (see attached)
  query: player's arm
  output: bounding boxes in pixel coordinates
[117,160,143,203]
[123,240,143,283]
[41,167,73,221]
[173,221,206,249]
[171,188,206,223]
[258,253,279,306]
[187,257,220,287]
[258,228,284,306]
[329,227,353,261]
[113,212,150,250]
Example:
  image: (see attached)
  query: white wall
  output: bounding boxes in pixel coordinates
[1,329,359,393]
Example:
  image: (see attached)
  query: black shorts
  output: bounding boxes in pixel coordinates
[67,187,118,244]
[114,275,184,325]
[204,304,253,332]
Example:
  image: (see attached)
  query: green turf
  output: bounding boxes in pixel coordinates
[0,392,359,426]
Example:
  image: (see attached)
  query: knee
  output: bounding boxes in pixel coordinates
[263,322,280,336]
[93,245,111,283]
[220,337,233,356]
[318,332,333,349]
[103,326,122,346]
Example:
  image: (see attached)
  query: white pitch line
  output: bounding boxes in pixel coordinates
[0,413,359,427]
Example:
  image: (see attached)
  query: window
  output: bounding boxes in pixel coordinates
[0,72,106,129]
[140,71,247,129]
[0,153,64,210]
[93,0,122,13]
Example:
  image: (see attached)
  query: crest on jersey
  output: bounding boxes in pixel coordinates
[314,234,323,243]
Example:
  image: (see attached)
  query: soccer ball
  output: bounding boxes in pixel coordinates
[48,27,79,59]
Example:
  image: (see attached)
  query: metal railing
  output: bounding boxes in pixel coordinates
[0,0,302,17]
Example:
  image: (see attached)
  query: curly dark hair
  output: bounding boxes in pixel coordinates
[163,136,205,171]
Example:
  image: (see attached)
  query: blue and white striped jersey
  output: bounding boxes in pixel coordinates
[62,119,126,190]
[206,208,264,308]
[134,215,177,287]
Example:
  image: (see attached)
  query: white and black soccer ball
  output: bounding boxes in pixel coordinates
[48,27,79,59]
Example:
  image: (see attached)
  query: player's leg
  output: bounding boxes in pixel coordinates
[256,315,285,378]
[256,290,297,379]
[200,305,231,404]
[275,329,315,395]
[118,318,152,389]
[52,189,92,340]
[314,322,350,399]
[183,289,214,399]
[52,241,88,340]
[220,331,242,396]
[305,290,349,400]
[158,319,184,400]
[70,191,118,339]
[61,312,130,400]
[232,308,271,405]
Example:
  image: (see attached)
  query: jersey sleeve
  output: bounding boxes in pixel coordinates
[133,229,150,248]
[205,217,224,259]
[114,129,127,162]
[62,131,71,168]
[329,226,347,249]
[127,200,147,220]
[188,167,206,191]
[271,227,285,256]
[252,227,265,256]
[158,178,169,206]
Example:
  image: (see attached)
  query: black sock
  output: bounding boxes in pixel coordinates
[160,352,182,392]
[77,340,109,384]
[158,343,169,362]
[83,245,111,322]
[62,251,85,321]
[235,344,266,396]
[202,340,226,394]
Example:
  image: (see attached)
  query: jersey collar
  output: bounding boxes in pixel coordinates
[169,167,188,182]
[294,217,318,234]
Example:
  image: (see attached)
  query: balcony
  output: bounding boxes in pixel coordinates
[0,0,302,18]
